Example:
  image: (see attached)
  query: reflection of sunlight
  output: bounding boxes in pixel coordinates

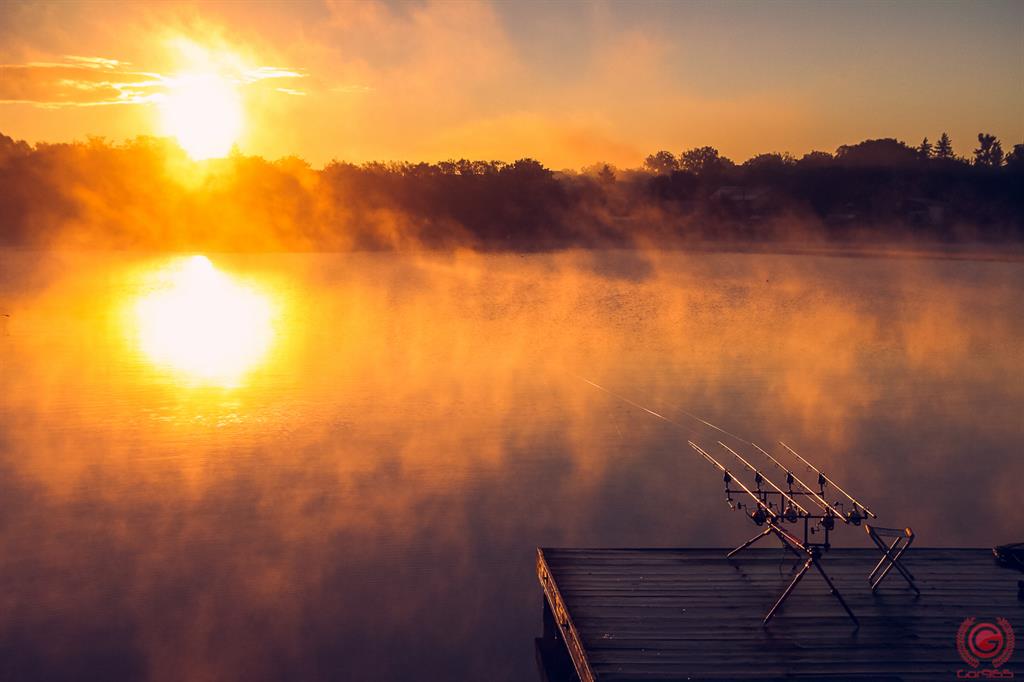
[133,256,275,387]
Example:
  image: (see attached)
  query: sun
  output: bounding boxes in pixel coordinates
[132,256,275,387]
[159,73,243,160]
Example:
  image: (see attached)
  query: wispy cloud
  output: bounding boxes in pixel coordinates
[63,55,126,69]
[0,55,306,109]
[242,66,304,83]
[0,59,164,108]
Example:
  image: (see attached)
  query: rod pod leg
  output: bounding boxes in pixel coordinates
[811,557,860,628]
[727,527,773,559]
[763,556,813,625]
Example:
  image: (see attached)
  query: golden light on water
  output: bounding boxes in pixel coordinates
[132,255,275,386]
[158,73,243,160]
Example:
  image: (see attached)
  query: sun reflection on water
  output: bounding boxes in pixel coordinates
[131,255,277,387]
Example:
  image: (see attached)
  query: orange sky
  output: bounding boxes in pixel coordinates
[1,0,1021,168]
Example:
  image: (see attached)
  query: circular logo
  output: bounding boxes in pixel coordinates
[967,621,1005,660]
[957,617,1015,669]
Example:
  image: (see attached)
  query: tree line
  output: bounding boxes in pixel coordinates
[643,132,1022,175]
[0,131,1020,251]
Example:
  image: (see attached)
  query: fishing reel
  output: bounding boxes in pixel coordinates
[833,501,864,525]
[732,497,770,526]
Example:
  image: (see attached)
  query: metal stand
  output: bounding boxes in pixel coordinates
[687,440,918,630]
[730,520,859,627]
[865,525,919,594]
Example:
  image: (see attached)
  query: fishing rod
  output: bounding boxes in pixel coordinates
[688,441,788,527]
[716,441,809,516]
[577,375,915,625]
[690,439,858,626]
[747,441,848,520]
[709,439,843,549]
[779,441,876,521]
[576,377,858,545]
[576,375,875,523]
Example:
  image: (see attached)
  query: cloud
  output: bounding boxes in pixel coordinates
[62,55,126,69]
[0,60,164,108]
[241,66,304,83]
[0,52,306,109]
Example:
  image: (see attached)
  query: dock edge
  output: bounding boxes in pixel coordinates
[536,547,595,682]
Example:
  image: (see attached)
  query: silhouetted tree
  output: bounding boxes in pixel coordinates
[743,152,794,170]
[643,150,678,175]
[0,133,31,163]
[835,138,918,166]
[1006,144,1024,170]
[741,153,794,185]
[974,133,1004,167]
[503,158,550,177]
[917,137,932,160]
[796,151,834,167]
[1,130,1022,251]
[679,146,731,175]
[934,132,954,160]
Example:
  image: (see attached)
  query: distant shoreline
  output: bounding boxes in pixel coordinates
[667,239,1024,263]
[3,135,1022,257]
[3,240,1023,264]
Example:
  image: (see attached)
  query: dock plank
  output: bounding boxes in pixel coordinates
[537,548,1022,681]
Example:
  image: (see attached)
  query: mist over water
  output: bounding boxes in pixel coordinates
[0,249,1021,681]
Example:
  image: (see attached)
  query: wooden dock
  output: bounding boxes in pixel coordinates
[536,547,1022,681]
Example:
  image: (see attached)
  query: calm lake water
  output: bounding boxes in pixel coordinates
[0,249,1022,681]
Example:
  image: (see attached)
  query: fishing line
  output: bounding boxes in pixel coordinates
[578,375,876,529]
[577,375,851,516]
[574,373,757,448]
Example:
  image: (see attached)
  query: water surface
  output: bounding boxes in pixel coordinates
[1,249,1021,681]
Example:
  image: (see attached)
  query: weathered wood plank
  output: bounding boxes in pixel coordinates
[537,547,1022,681]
